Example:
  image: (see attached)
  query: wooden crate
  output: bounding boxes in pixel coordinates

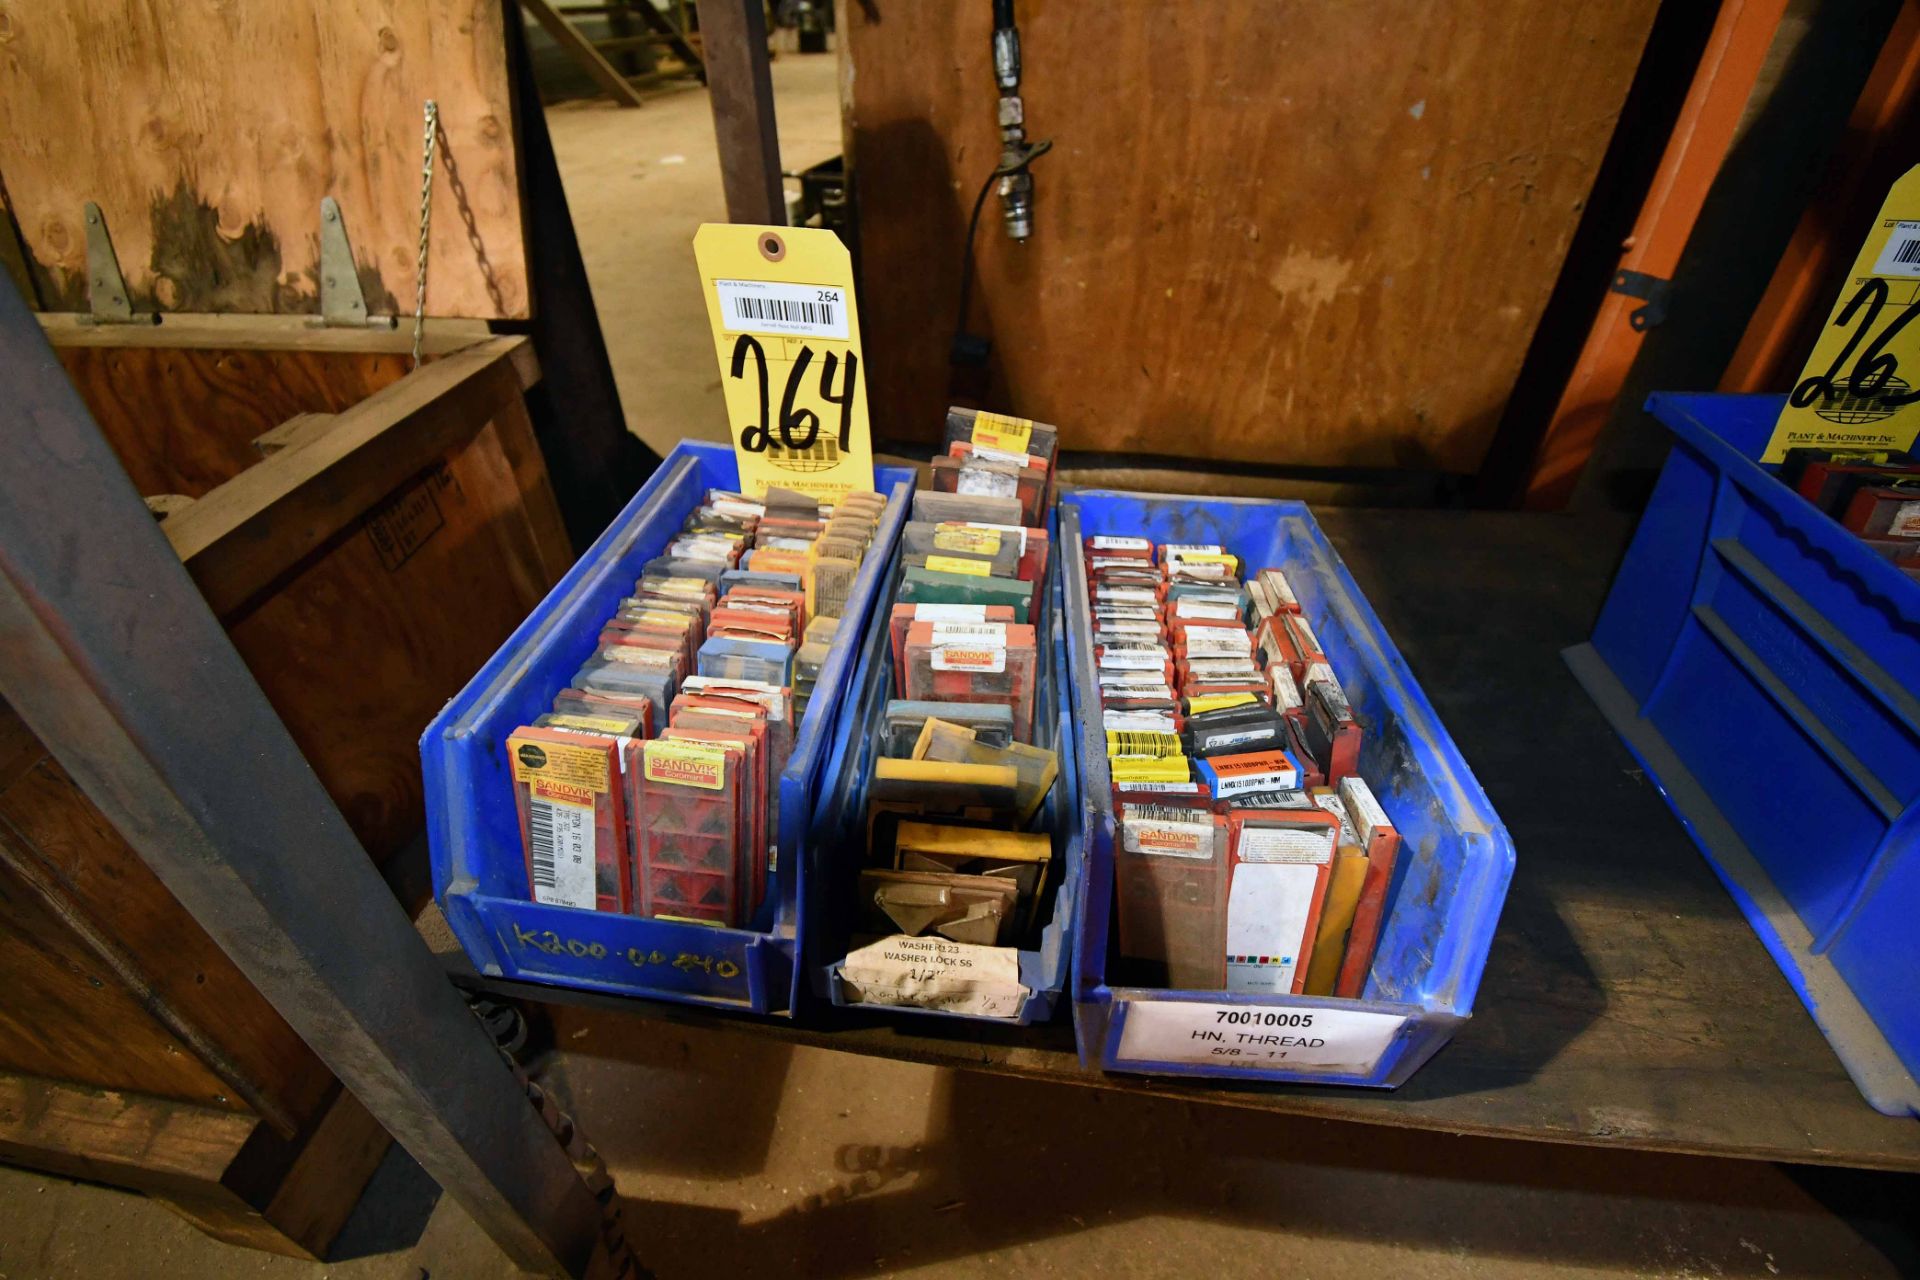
[0,702,389,1259]
[42,319,573,882]
[0,2,580,1254]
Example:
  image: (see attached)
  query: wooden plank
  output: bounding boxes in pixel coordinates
[842,2,1660,473]
[39,313,495,355]
[0,1073,256,1191]
[0,710,335,1133]
[702,0,785,224]
[252,413,339,460]
[256,1088,391,1258]
[518,0,649,108]
[0,1,529,319]
[160,337,535,617]
[0,852,245,1113]
[223,424,569,870]
[54,345,414,498]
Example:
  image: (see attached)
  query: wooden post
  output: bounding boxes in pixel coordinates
[702,0,785,224]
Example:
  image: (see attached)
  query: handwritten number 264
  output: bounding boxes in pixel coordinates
[1791,277,1920,409]
[730,335,858,452]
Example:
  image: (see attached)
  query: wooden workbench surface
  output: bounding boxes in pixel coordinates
[437,505,1920,1173]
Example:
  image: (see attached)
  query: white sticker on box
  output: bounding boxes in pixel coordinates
[1313,793,1361,848]
[911,604,989,622]
[1184,630,1254,656]
[1339,776,1392,847]
[964,521,1028,556]
[1105,710,1177,733]
[928,622,1008,645]
[1122,811,1215,859]
[1893,500,1920,536]
[1227,860,1322,992]
[1113,1000,1406,1073]
[1092,535,1152,552]
[1175,599,1241,620]
[839,935,1028,1018]
[526,794,596,911]
[971,443,1032,467]
[1100,649,1169,671]
[1236,825,1335,863]
[956,467,1019,498]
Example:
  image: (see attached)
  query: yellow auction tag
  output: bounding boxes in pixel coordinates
[694,224,876,500]
[1765,166,1920,462]
[925,555,991,577]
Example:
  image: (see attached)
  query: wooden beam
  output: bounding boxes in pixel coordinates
[251,413,338,459]
[37,312,494,356]
[0,1073,256,1192]
[702,0,785,224]
[160,337,541,618]
[517,0,648,108]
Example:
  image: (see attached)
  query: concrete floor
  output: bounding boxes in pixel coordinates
[3,51,1918,1280]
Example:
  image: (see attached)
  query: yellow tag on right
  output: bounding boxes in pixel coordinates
[972,412,1033,456]
[1764,165,1920,462]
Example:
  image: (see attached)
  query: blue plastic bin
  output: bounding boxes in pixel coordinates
[1567,393,1920,1116]
[808,515,1083,1023]
[424,442,915,1015]
[1061,494,1515,1085]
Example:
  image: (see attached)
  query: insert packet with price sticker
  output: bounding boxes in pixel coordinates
[1074,530,1407,1000]
[835,408,1066,1018]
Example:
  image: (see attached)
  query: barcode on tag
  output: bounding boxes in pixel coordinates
[1874,221,1920,278]
[527,794,596,911]
[714,279,850,338]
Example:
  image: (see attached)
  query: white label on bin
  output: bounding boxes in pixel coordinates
[1114,1000,1406,1073]
[839,935,1028,1018]
[526,794,596,911]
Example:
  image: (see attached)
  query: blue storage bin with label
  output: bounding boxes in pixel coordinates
[807,515,1083,1024]
[424,442,914,1014]
[1567,392,1920,1116]
[1060,493,1515,1085]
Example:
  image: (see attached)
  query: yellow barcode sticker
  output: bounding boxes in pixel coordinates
[926,555,991,577]
[933,524,1002,555]
[972,412,1033,456]
[1188,692,1258,714]
[509,733,611,793]
[1106,730,1184,758]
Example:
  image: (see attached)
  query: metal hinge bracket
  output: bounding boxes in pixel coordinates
[314,197,392,328]
[80,202,155,325]
[1611,268,1672,331]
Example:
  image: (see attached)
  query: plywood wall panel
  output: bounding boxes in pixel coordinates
[0,0,527,319]
[843,1,1659,473]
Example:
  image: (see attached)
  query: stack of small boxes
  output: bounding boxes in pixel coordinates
[853,409,1061,953]
[504,485,887,932]
[1081,539,1404,999]
[1780,447,1920,580]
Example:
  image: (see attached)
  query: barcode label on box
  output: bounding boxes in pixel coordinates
[1873,221,1920,278]
[714,279,850,338]
[527,792,596,910]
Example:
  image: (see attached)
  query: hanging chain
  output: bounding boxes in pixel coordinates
[413,99,439,369]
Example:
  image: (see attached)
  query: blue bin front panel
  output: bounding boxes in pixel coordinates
[1586,392,1920,1112]
[809,512,1083,1024]
[424,442,916,1014]
[1060,494,1514,1085]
